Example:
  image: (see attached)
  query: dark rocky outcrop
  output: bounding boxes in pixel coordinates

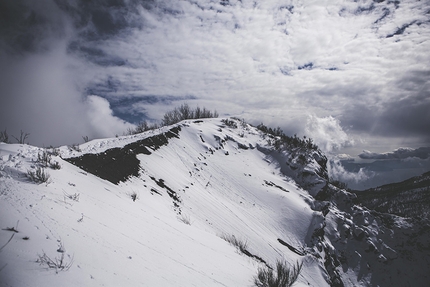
[65,126,181,184]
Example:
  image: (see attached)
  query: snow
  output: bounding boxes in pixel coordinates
[2,118,426,286]
[0,119,329,286]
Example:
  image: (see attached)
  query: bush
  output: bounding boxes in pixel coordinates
[126,120,159,135]
[254,260,303,287]
[0,129,30,144]
[36,251,73,273]
[256,123,318,152]
[12,130,29,144]
[47,147,61,156]
[221,234,248,253]
[221,119,238,128]
[0,129,9,143]
[126,104,218,135]
[50,161,61,170]
[68,144,81,152]
[178,213,191,225]
[36,240,73,273]
[161,104,218,126]
[27,167,50,184]
[37,150,52,167]
[63,192,80,202]
[37,149,61,169]
[130,192,138,202]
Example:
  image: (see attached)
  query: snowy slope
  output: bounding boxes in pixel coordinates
[0,119,327,287]
[1,118,429,287]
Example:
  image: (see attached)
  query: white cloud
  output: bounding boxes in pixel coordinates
[85,95,135,138]
[305,115,354,153]
[303,114,375,185]
[336,153,355,161]
[328,159,374,184]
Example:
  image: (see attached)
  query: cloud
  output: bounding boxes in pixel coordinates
[340,72,430,141]
[303,115,378,186]
[0,0,69,54]
[0,35,132,146]
[85,95,135,138]
[1,0,429,149]
[359,147,430,160]
[377,91,430,139]
[328,159,374,184]
[0,44,86,146]
[336,154,355,161]
[341,148,430,190]
[305,115,354,153]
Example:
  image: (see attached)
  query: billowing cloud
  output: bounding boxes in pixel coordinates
[328,159,374,184]
[336,154,355,161]
[85,95,135,139]
[303,115,375,186]
[305,115,354,153]
[359,147,430,160]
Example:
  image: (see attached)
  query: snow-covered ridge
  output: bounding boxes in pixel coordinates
[1,118,429,286]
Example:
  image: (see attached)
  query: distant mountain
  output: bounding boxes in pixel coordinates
[354,171,430,221]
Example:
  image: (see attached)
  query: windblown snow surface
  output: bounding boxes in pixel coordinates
[1,118,429,286]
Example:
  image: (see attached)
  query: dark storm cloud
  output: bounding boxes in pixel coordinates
[0,0,67,53]
[55,0,154,39]
[340,70,430,141]
[359,147,430,160]
[339,104,377,134]
[378,95,430,139]
[0,0,156,68]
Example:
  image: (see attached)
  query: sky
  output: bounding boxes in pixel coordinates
[1,0,429,188]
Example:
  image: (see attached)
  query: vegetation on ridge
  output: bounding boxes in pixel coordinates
[255,123,318,152]
[126,104,218,135]
[0,128,30,144]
